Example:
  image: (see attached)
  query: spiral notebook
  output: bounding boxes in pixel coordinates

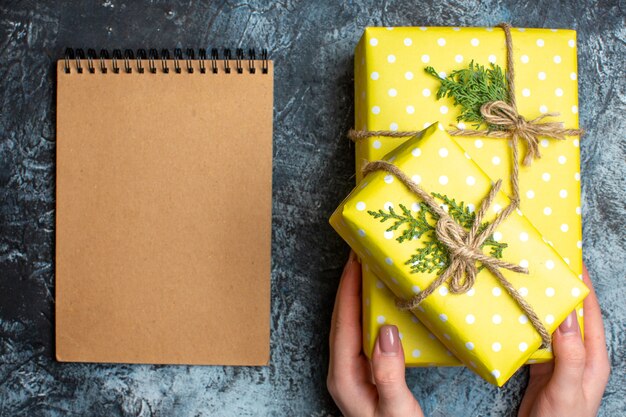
[55,48,273,365]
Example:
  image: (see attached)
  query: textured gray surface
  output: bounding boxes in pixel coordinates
[0,1,624,416]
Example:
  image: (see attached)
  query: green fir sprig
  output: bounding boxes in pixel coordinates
[368,194,508,275]
[425,61,509,128]
[367,204,431,243]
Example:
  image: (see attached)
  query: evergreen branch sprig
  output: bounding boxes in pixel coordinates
[368,204,432,243]
[368,194,509,275]
[425,61,509,129]
[407,240,449,274]
[430,193,475,229]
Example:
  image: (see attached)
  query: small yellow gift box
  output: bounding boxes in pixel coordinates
[330,124,588,385]
[353,26,584,366]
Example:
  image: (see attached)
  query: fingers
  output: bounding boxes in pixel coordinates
[519,361,553,417]
[522,265,610,417]
[330,251,362,361]
[581,266,610,368]
[528,360,553,379]
[580,265,611,397]
[371,325,422,416]
[328,252,378,416]
[548,309,586,395]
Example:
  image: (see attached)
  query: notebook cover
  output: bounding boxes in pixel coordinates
[55,59,273,365]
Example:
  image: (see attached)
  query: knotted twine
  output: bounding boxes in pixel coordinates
[349,23,583,347]
[362,161,551,345]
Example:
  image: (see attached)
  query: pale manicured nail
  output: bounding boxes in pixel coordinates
[343,251,357,271]
[379,325,400,355]
[349,250,357,263]
[559,310,580,335]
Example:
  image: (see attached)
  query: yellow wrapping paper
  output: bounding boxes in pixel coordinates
[353,26,584,366]
[363,268,461,366]
[330,124,589,385]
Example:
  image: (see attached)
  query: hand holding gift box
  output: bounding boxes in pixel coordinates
[331,123,588,385]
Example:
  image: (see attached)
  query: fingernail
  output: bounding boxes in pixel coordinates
[559,310,580,335]
[379,325,400,355]
[343,251,357,271]
[349,250,357,264]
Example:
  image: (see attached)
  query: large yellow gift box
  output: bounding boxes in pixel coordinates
[330,124,588,385]
[353,26,584,366]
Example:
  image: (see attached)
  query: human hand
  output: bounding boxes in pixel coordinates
[518,265,610,417]
[327,251,424,417]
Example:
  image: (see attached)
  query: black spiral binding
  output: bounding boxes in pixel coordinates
[160,49,170,73]
[124,49,134,73]
[136,49,147,73]
[97,49,108,73]
[223,49,232,74]
[63,48,269,75]
[186,48,195,73]
[87,49,97,73]
[211,48,219,74]
[112,49,122,73]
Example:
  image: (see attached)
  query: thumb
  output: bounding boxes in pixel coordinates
[548,309,586,394]
[371,325,420,416]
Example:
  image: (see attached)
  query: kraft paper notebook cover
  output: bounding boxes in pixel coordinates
[55,48,273,365]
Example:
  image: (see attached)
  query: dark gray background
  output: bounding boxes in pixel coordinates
[1,1,624,416]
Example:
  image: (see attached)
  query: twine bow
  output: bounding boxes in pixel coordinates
[347,23,584,347]
[448,23,583,170]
